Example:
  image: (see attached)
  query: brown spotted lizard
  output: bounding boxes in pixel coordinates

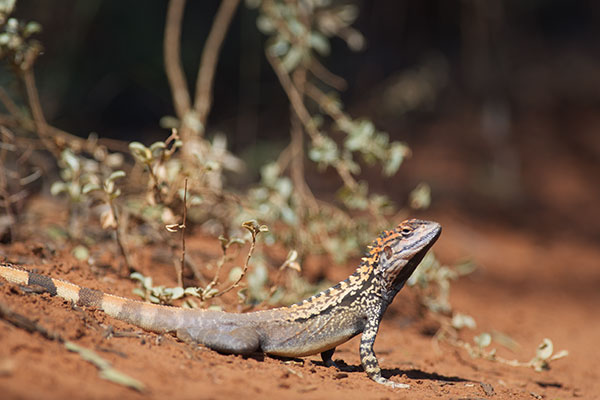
[0,219,441,388]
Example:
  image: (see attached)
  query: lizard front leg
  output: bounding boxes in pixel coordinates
[359,319,410,389]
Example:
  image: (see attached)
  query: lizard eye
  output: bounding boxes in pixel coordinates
[383,245,393,258]
[401,227,412,236]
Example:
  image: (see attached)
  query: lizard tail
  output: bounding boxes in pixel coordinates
[0,264,190,333]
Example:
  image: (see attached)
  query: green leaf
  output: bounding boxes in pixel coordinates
[184,287,201,297]
[72,245,89,261]
[129,142,151,163]
[280,205,297,225]
[61,149,80,173]
[0,33,10,45]
[159,115,180,129]
[474,332,492,348]
[149,141,166,152]
[451,313,476,330]
[260,162,280,187]
[204,288,219,299]
[167,286,184,300]
[274,177,293,199]
[536,338,553,360]
[344,120,374,151]
[309,32,330,56]
[256,15,275,33]
[65,341,111,370]
[132,288,146,300]
[0,0,16,16]
[308,137,339,166]
[281,46,303,72]
[268,38,289,57]
[23,21,42,37]
[228,266,243,283]
[50,181,66,196]
[409,182,431,210]
[99,368,145,392]
[338,182,369,210]
[384,142,409,176]
[107,170,126,182]
[287,18,305,37]
[82,182,100,194]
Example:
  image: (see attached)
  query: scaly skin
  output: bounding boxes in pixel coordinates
[0,218,441,388]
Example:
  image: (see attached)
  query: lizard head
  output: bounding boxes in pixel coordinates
[369,219,441,296]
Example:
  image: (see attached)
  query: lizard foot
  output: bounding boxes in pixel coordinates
[373,376,410,389]
[323,358,341,369]
[385,381,410,389]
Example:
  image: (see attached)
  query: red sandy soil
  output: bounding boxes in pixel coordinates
[0,202,598,400]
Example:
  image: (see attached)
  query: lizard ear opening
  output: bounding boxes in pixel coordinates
[383,245,392,259]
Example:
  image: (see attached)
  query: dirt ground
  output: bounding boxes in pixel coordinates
[0,107,599,400]
[0,201,598,400]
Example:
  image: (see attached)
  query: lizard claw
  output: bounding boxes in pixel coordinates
[323,358,341,369]
[372,375,410,389]
[386,381,410,389]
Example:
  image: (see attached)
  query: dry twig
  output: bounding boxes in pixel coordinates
[177,178,189,287]
[266,50,358,190]
[164,0,191,119]
[194,0,241,126]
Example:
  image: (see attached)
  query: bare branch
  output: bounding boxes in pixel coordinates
[0,87,23,118]
[177,178,188,287]
[194,0,241,128]
[290,67,318,214]
[265,50,358,190]
[164,0,191,119]
[22,69,59,157]
[110,202,134,276]
[212,224,261,298]
[309,58,347,91]
[265,51,322,142]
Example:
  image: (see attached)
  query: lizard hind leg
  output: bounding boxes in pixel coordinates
[177,326,261,355]
[321,348,341,369]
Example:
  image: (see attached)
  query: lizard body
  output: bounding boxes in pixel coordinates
[0,219,441,388]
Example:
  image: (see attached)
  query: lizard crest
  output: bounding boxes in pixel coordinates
[289,219,441,316]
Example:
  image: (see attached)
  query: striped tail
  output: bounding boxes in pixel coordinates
[0,264,191,333]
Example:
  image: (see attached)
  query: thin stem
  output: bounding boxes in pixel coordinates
[265,50,321,142]
[0,127,15,240]
[22,69,59,157]
[212,233,257,298]
[0,87,23,118]
[266,50,358,190]
[109,199,134,276]
[203,237,242,297]
[194,0,240,128]
[309,58,347,91]
[304,80,347,123]
[290,67,318,214]
[177,178,188,288]
[275,141,293,172]
[0,301,63,342]
[0,112,130,153]
[164,0,191,119]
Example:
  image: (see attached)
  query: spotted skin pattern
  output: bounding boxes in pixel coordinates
[0,219,441,388]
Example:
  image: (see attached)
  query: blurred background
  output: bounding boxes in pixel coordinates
[5,0,600,243]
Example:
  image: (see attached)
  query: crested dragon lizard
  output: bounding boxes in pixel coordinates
[0,218,441,388]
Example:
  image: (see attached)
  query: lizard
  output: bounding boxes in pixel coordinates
[0,218,441,388]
